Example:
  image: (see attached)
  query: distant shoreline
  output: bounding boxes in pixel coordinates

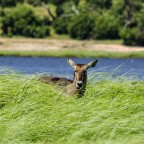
[0,38,144,58]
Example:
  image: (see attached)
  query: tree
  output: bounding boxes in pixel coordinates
[48,0,79,6]
[0,0,24,7]
[68,13,94,39]
[120,6,144,46]
[1,5,50,38]
[93,14,120,40]
[86,0,112,10]
[45,0,79,22]
[123,0,143,28]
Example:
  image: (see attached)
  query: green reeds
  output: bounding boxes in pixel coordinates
[0,50,144,58]
[0,69,144,144]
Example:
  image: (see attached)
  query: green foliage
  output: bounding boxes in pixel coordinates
[0,7,4,16]
[120,28,137,46]
[93,14,120,39]
[53,15,71,34]
[0,0,24,7]
[55,6,64,16]
[110,0,125,26]
[86,0,112,9]
[120,27,144,46]
[125,0,144,12]
[1,0,144,46]
[120,6,144,46]
[0,70,144,143]
[49,0,67,5]
[1,5,50,38]
[23,25,50,38]
[68,13,94,39]
[49,0,79,6]
[55,1,79,17]
[26,0,47,6]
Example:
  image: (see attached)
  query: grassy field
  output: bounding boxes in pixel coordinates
[0,50,144,58]
[0,69,144,144]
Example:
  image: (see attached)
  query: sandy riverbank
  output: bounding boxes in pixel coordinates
[0,38,144,52]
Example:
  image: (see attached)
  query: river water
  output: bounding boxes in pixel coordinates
[0,57,144,80]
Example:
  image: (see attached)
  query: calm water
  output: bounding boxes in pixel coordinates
[0,57,144,80]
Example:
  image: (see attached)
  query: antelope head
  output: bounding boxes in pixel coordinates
[67,58,98,89]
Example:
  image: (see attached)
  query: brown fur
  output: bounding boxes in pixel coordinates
[40,58,98,97]
[40,76,72,86]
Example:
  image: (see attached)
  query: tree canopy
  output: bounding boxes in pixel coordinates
[1,0,144,46]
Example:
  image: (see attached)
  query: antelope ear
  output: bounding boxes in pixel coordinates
[85,59,98,70]
[67,58,77,69]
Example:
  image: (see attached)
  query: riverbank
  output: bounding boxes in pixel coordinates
[0,38,144,58]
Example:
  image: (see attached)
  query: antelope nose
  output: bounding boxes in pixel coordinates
[76,81,83,87]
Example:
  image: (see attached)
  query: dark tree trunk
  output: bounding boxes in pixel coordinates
[45,0,56,22]
[124,0,134,28]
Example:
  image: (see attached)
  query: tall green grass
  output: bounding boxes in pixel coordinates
[0,69,144,144]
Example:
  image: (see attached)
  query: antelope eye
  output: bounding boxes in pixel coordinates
[82,71,85,74]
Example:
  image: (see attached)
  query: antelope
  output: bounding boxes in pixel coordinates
[40,58,98,97]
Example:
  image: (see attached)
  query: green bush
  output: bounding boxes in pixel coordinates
[86,0,112,9]
[0,0,24,7]
[110,0,125,27]
[120,28,136,46]
[120,7,144,46]
[68,13,94,39]
[93,14,120,39]
[1,5,50,38]
[0,7,4,16]
[49,0,79,6]
[120,28,144,46]
[53,15,71,34]
[55,6,64,17]
[26,0,47,6]
[23,26,50,38]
